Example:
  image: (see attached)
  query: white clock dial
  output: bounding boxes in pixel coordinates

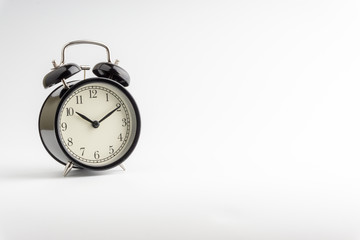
[56,81,137,167]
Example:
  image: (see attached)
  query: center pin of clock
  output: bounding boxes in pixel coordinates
[92,121,100,128]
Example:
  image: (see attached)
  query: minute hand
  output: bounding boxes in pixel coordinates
[99,106,121,123]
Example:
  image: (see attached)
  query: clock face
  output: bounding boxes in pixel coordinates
[56,79,139,168]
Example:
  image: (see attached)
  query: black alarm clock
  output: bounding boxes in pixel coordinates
[39,40,141,176]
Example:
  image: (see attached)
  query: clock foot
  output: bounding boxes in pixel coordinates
[119,164,126,171]
[63,161,74,177]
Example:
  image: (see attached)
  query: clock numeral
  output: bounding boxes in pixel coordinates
[67,137,73,146]
[66,107,74,116]
[80,147,85,156]
[116,103,121,111]
[61,122,67,131]
[89,89,97,98]
[122,118,127,127]
[109,146,114,154]
[106,93,109,102]
[76,95,83,104]
[94,151,100,159]
[118,133,123,141]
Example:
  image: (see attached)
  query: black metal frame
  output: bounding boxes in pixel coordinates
[39,77,141,171]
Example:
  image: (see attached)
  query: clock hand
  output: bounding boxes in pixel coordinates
[76,111,95,124]
[99,106,121,123]
[76,112,100,128]
[76,111,93,123]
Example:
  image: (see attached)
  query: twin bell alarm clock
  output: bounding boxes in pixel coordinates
[39,40,141,176]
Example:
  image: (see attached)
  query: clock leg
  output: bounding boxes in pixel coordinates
[119,164,126,171]
[63,161,74,177]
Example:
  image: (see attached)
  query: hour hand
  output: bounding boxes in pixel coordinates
[76,111,94,124]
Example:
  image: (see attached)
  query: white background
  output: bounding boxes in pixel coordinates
[0,0,359,239]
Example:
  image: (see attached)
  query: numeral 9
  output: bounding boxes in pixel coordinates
[61,122,67,131]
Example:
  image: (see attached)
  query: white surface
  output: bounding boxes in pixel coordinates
[0,0,360,239]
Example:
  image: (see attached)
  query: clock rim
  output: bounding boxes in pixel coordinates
[54,77,141,171]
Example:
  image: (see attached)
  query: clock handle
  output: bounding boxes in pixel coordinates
[53,40,112,68]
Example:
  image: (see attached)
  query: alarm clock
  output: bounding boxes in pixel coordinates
[39,40,141,176]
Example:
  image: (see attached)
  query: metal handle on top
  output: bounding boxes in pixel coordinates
[53,40,112,68]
